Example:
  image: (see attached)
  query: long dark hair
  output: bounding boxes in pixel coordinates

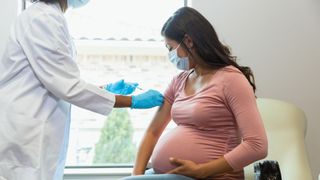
[161,7,256,92]
[31,0,67,12]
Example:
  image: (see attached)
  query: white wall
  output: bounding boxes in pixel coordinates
[0,0,18,56]
[192,0,320,179]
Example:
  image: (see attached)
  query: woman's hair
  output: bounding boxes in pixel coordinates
[162,7,256,92]
[31,0,67,12]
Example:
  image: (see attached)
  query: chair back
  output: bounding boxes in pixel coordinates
[244,98,313,180]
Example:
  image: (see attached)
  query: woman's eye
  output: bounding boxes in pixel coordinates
[165,44,173,51]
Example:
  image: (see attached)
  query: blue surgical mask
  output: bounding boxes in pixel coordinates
[168,43,190,70]
[68,0,90,8]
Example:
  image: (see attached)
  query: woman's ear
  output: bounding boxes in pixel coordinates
[183,34,194,50]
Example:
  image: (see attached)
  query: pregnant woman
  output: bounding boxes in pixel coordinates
[122,7,268,180]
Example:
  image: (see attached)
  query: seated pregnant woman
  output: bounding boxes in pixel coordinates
[122,7,268,180]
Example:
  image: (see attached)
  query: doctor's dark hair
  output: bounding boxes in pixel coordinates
[31,0,67,12]
[161,7,256,92]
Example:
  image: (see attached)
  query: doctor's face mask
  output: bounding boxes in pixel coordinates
[168,43,190,71]
[68,0,90,8]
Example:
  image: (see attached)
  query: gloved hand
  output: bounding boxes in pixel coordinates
[104,79,139,95]
[131,90,164,109]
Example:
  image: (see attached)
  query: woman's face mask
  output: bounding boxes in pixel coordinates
[168,43,190,70]
[68,0,90,8]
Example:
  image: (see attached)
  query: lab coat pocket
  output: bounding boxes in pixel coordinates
[2,112,44,168]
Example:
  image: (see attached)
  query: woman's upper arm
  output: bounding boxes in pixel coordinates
[147,99,172,137]
[146,73,182,137]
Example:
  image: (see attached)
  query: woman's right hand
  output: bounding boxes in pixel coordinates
[132,168,145,176]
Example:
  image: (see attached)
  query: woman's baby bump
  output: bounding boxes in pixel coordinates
[151,125,229,173]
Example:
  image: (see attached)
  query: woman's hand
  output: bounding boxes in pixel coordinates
[167,156,233,179]
[166,157,208,179]
[131,169,145,176]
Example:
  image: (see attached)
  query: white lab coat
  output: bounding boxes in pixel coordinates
[0,2,115,180]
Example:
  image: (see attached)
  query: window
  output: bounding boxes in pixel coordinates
[24,0,186,167]
[66,0,187,167]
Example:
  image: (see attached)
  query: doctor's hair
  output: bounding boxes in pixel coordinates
[30,0,68,12]
[161,7,256,92]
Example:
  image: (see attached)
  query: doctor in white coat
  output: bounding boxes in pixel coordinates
[0,0,164,179]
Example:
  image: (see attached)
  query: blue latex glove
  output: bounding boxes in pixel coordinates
[131,90,164,109]
[105,79,139,95]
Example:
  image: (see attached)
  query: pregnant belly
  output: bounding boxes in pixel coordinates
[151,125,228,173]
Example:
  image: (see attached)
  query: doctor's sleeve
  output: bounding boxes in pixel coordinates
[18,13,115,115]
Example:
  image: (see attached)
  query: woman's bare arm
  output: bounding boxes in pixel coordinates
[132,100,172,175]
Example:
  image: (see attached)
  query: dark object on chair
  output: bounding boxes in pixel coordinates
[254,160,282,180]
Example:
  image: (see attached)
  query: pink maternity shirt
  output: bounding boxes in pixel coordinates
[151,66,268,179]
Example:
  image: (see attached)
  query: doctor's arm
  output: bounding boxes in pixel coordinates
[18,13,161,114]
[18,14,115,115]
[132,100,172,175]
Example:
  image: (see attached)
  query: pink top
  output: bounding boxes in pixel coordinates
[151,66,268,179]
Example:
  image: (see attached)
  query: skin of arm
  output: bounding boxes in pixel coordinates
[98,86,132,108]
[132,100,172,175]
[114,95,132,108]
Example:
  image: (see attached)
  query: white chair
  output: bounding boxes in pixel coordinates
[244,98,313,179]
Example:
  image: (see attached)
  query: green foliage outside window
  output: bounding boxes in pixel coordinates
[93,109,136,164]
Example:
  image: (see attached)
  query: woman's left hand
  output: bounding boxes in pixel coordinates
[166,157,206,179]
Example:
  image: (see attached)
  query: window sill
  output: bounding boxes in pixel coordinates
[64,167,132,176]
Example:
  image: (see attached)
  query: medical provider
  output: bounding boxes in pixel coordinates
[0,0,163,179]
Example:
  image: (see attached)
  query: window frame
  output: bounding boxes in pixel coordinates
[21,0,188,177]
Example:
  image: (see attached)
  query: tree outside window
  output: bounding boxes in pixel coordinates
[93,109,136,164]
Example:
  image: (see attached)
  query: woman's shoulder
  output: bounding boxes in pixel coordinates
[218,65,244,79]
[172,70,191,83]
[218,65,255,98]
[219,65,242,74]
[218,65,249,87]
[167,70,191,91]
